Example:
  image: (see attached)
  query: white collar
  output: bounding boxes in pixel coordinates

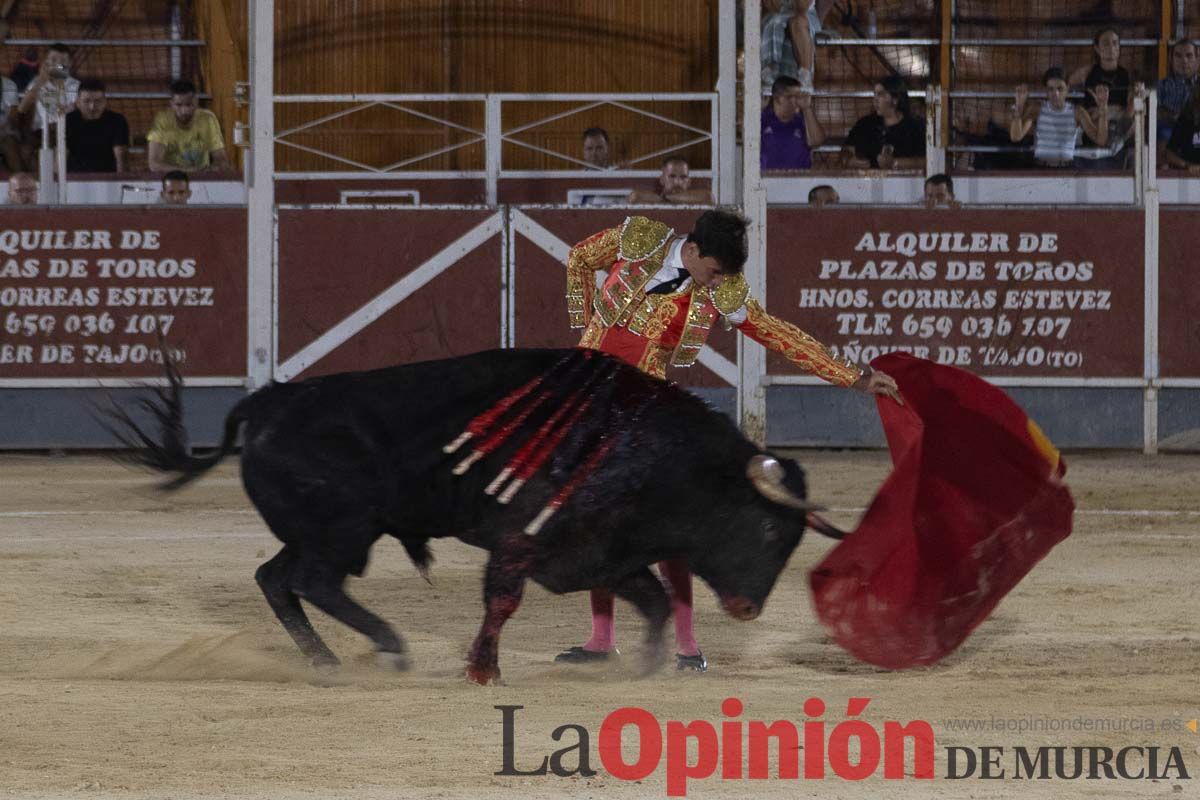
[645,237,692,292]
[666,237,686,272]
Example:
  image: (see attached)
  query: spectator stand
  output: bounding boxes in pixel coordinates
[764,85,944,204]
[753,0,938,209]
[2,32,242,205]
[771,1,1179,205]
[747,1,1200,453]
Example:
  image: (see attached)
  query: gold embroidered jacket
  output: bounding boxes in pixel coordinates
[565,216,862,384]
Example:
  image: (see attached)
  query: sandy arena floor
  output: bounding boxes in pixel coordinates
[0,450,1196,799]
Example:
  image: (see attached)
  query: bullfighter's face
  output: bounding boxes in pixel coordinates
[680,241,727,289]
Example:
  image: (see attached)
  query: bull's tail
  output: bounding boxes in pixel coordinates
[806,511,849,540]
[100,353,249,491]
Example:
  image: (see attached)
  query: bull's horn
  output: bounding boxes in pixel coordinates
[746,455,820,511]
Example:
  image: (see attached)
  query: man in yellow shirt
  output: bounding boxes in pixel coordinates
[147,79,230,173]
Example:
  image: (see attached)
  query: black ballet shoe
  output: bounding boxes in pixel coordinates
[554,645,618,664]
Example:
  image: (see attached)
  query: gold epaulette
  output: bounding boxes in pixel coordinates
[712,273,750,316]
[618,216,674,262]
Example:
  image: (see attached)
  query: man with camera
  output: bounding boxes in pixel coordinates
[14,43,79,171]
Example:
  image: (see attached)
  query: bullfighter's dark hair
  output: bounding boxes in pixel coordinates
[686,209,749,275]
[169,78,197,96]
[581,127,609,143]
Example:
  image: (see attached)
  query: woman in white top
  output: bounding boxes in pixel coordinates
[1010,67,1109,167]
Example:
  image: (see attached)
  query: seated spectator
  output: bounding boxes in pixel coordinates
[160,170,192,204]
[627,156,715,204]
[761,0,835,91]
[7,172,37,205]
[762,74,825,170]
[0,74,20,171]
[923,174,960,208]
[10,48,39,93]
[65,79,129,173]
[1068,27,1140,169]
[844,75,926,169]
[1068,28,1131,109]
[581,127,611,169]
[147,79,230,173]
[1165,86,1200,174]
[808,184,838,206]
[1009,68,1109,167]
[15,43,79,170]
[1157,40,1198,144]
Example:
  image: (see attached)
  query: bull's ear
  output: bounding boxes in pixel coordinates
[746,455,821,511]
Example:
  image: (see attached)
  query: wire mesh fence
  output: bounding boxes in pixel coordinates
[760,0,939,166]
[950,0,1161,170]
[765,0,1179,170]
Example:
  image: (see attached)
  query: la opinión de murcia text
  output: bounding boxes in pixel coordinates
[0,229,212,366]
[804,231,1112,370]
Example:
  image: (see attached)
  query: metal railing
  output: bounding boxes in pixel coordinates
[270,92,719,205]
[2,38,206,46]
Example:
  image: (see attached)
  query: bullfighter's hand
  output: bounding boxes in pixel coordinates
[858,370,903,404]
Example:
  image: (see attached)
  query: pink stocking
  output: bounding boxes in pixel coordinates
[658,558,699,656]
[582,588,615,652]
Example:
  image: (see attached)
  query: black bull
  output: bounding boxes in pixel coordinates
[110,348,838,683]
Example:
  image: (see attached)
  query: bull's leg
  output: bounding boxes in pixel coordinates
[289,557,409,671]
[466,534,536,685]
[613,568,671,676]
[255,546,339,669]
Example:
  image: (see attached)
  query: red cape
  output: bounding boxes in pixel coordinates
[809,353,1075,669]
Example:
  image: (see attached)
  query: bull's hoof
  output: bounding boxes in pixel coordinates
[307,655,342,686]
[466,664,502,685]
[676,651,708,673]
[311,654,340,673]
[554,646,618,664]
[376,650,410,672]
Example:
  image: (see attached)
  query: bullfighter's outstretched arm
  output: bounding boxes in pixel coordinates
[566,225,621,329]
[734,298,863,388]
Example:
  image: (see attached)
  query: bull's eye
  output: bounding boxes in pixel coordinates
[762,519,779,543]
